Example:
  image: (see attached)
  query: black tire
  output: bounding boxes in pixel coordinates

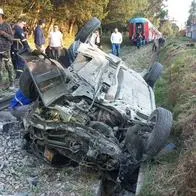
[75,17,101,43]
[19,69,38,101]
[67,40,81,64]
[58,48,71,68]
[143,62,163,88]
[144,107,173,157]
[68,17,101,63]
[89,121,114,138]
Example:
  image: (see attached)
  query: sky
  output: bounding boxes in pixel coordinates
[167,0,193,28]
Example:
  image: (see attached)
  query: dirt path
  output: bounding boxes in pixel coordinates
[121,44,157,71]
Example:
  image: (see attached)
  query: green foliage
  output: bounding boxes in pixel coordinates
[187,0,196,25]
[1,0,167,35]
[102,0,167,31]
[105,0,149,23]
[141,38,196,196]
[140,150,180,196]
[159,21,178,36]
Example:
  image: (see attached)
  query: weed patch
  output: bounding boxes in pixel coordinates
[140,37,196,196]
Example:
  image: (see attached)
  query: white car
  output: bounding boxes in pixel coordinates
[20,18,172,192]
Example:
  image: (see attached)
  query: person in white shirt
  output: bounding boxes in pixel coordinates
[110,28,123,56]
[49,25,63,60]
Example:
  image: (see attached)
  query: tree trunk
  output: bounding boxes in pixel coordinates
[31,3,41,31]
[69,18,76,35]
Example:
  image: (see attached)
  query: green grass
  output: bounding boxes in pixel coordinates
[140,151,180,196]
[139,37,196,196]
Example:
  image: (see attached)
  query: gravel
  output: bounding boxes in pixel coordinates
[0,111,100,196]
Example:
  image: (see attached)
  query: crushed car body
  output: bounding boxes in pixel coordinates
[19,18,173,192]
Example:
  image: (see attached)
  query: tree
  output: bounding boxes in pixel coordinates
[144,0,168,27]
[65,0,109,34]
[1,0,169,36]
[104,0,148,24]
[187,0,196,25]
[103,0,167,30]
[159,21,176,36]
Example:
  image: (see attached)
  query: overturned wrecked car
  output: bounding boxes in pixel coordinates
[19,18,172,192]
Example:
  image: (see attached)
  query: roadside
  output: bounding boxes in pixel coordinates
[121,43,156,71]
[102,34,157,72]
[139,37,196,196]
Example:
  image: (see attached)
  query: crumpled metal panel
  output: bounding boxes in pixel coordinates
[27,58,67,107]
[72,44,116,92]
[28,114,122,170]
[73,43,155,119]
[114,68,155,116]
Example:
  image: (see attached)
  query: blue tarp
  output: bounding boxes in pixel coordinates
[128,17,149,24]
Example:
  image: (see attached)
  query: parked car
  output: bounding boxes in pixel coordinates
[19,18,173,192]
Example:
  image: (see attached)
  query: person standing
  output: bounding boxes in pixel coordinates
[49,25,63,60]
[136,33,143,49]
[152,37,159,52]
[110,28,122,57]
[12,20,31,78]
[0,8,15,89]
[89,30,101,48]
[34,19,46,53]
[142,33,146,46]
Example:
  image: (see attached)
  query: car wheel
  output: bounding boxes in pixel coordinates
[58,48,70,68]
[68,17,101,63]
[143,62,163,88]
[89,121,114,138]
[75,17,101,43]
[19,68,38,101]
[67,40,81,64]
[144,107,173,158]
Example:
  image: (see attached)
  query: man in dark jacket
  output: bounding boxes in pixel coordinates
[12,20,31,78]
[0,8,15,89]
[34,19,46,53]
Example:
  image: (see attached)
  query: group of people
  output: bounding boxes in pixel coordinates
[132,32,146,49]
[0,8,64,89]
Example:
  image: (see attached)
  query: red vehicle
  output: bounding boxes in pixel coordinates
[128,17,161,45]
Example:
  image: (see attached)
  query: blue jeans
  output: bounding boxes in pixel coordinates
[112,44,120,56]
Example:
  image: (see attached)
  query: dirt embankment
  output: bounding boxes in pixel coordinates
[140,37,196,196]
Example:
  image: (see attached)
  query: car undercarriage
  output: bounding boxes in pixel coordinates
[18,18,173,194]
